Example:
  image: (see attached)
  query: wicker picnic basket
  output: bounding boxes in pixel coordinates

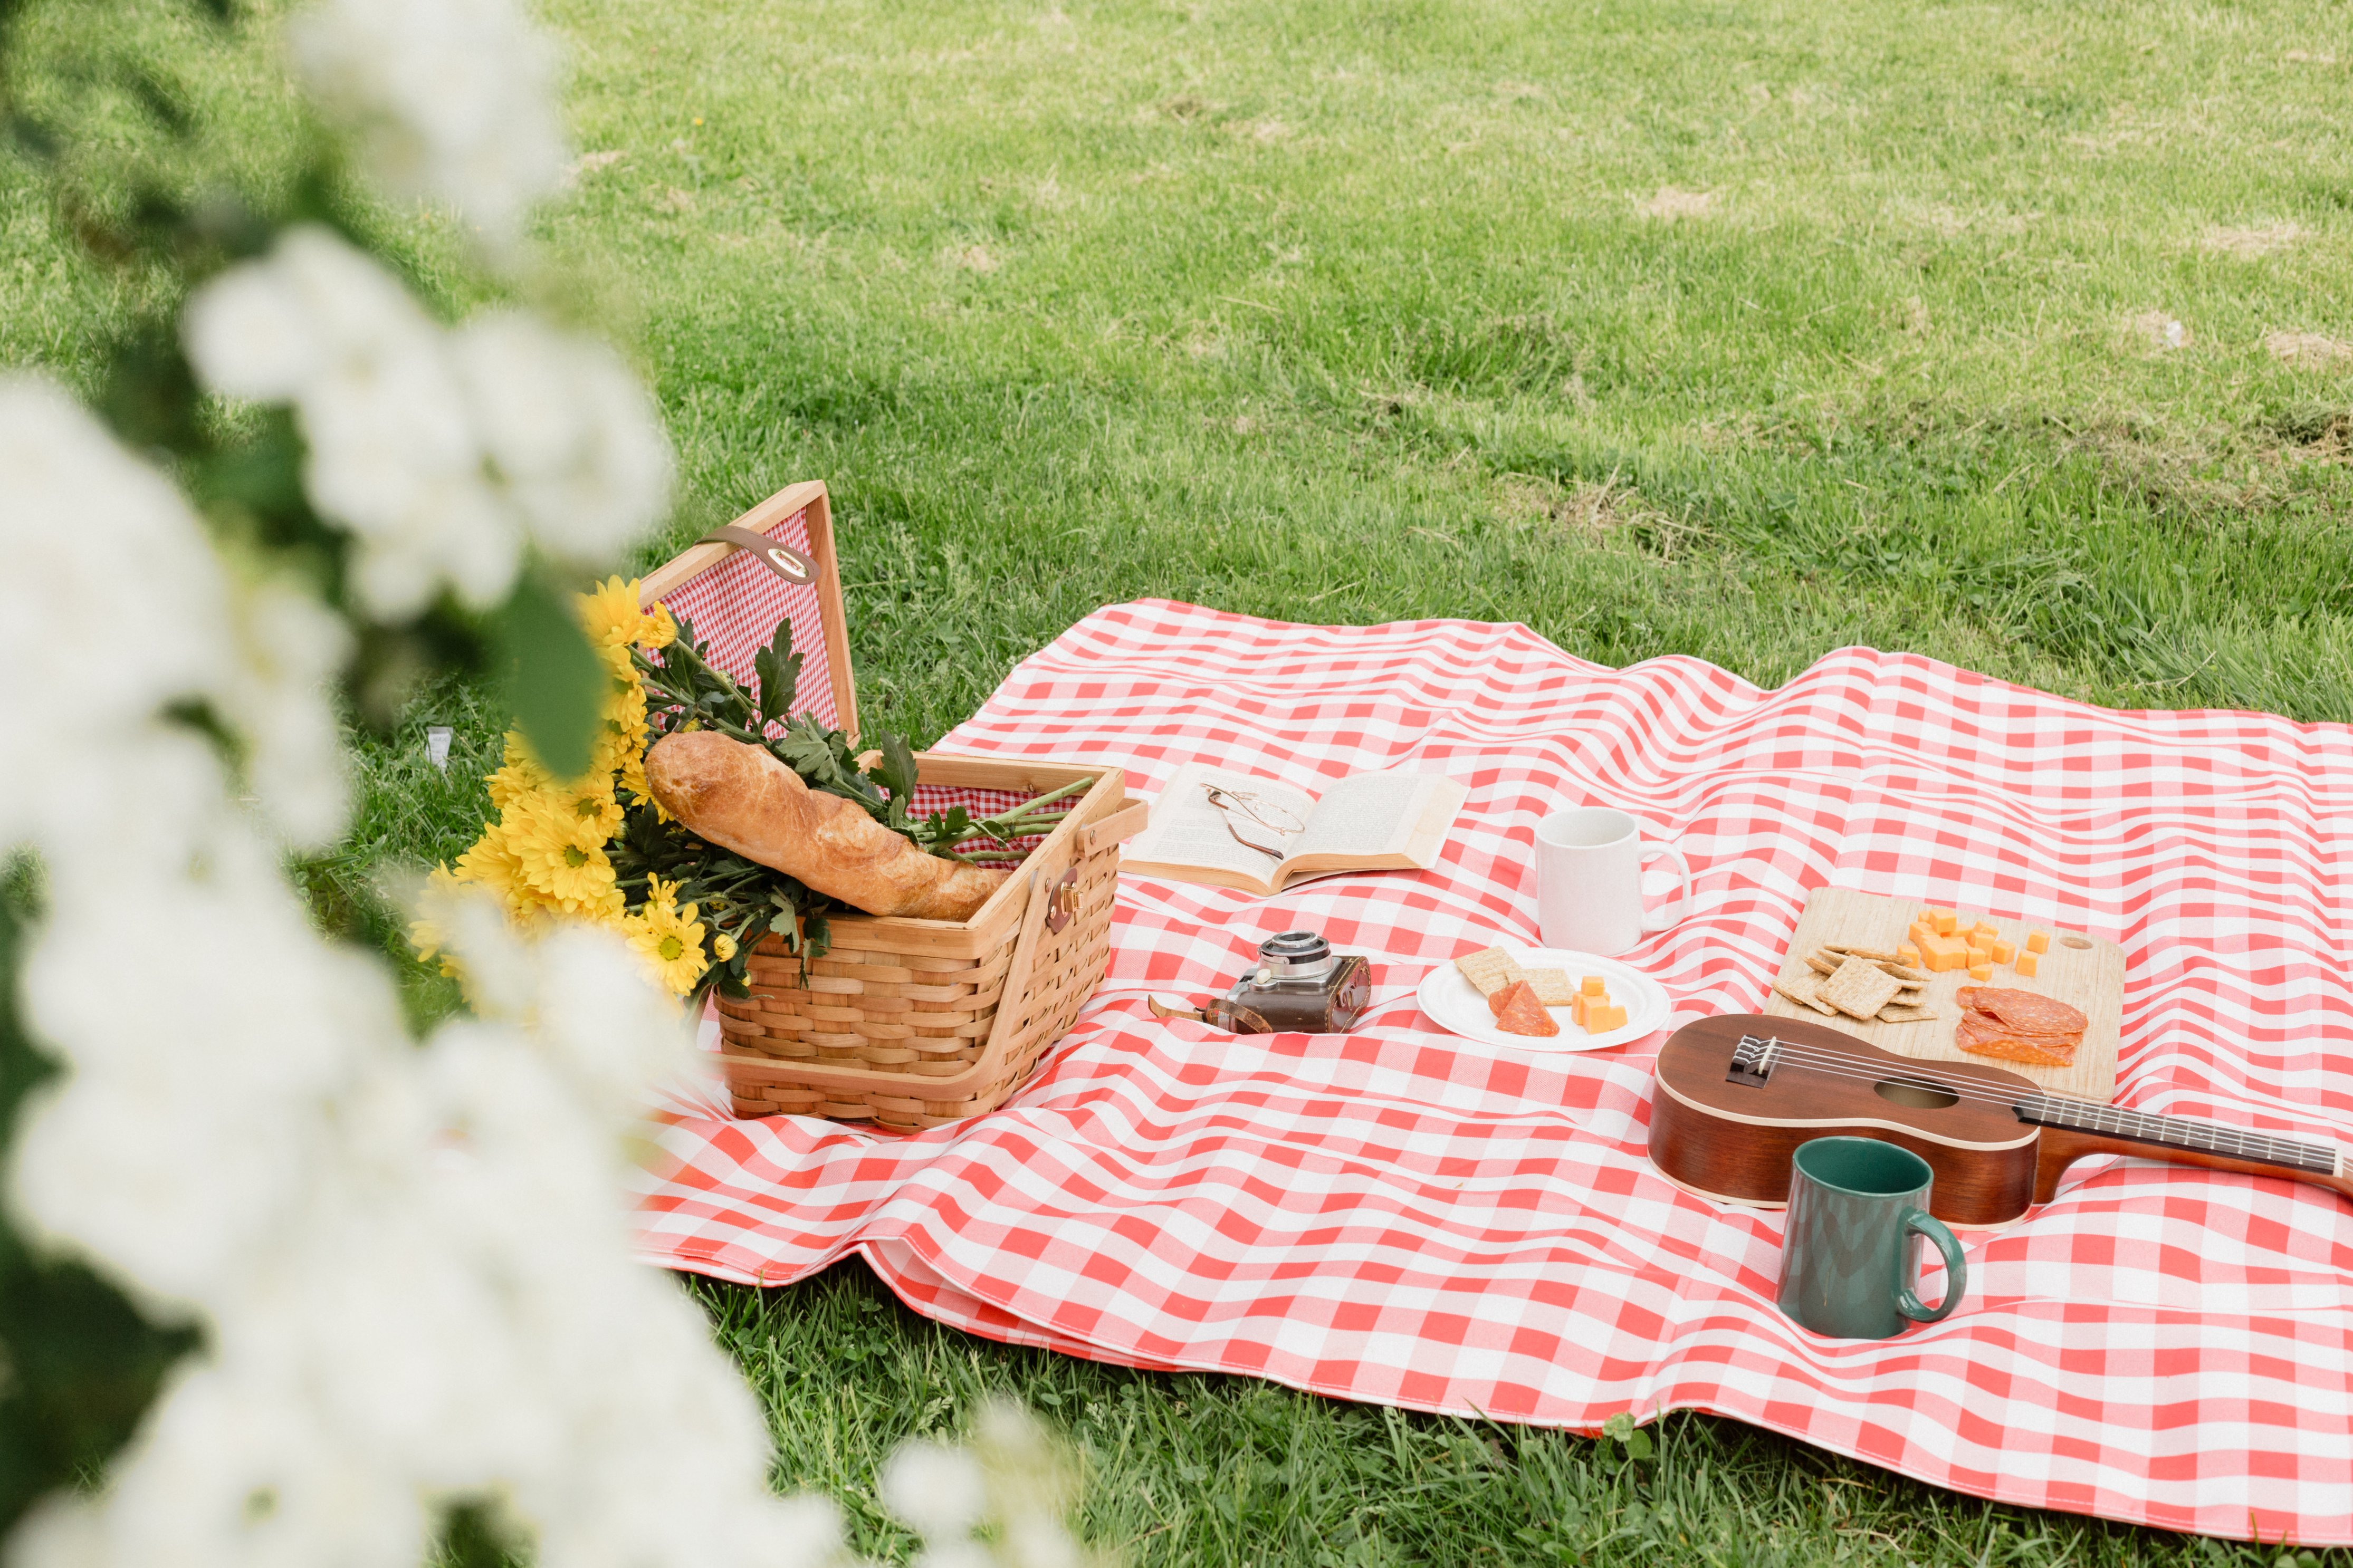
[636,480,1143,1130]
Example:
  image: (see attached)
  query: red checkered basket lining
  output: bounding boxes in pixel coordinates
[632,598,2353,1545]
[653,504,839,733]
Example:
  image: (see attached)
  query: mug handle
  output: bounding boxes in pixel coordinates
[1895,1207,1967,1323]
[1638,844,1692,933]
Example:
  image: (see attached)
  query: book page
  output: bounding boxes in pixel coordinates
[1125,763,1322,882]
[1284,772,1453,863]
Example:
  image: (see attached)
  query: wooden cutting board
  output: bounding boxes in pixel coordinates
[1761,887,2127,1104]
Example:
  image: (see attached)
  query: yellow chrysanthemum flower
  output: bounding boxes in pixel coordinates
[484,736,554,812]
[507,796,624,915]
[410,575,692,980]
[560,777,624,840]
[452,824,527,900]
[628,877,710,995]
[712,931,738,962]
[617,746,657,811]
[579,575,648,649]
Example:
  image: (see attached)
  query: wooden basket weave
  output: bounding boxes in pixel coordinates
[637,481,1144,1130]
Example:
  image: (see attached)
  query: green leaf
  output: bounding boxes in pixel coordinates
[874,731,920,805]
[752,617,802,730]
[494,573,603,779]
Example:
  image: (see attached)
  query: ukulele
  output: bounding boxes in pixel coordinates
[1648,1014,2353,1227]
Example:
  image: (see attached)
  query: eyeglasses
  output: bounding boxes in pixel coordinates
[1202,784,1304,860]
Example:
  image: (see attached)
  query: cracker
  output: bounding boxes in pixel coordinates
[1815,944,1930,984]
[1773,974,1840,1017]
[1877,1004,1940,1023]
[1523,967,1576,1006]
[1455,946,1526,997]
[1821,955,1902,1022]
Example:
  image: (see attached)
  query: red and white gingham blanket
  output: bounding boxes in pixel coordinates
[635,599,2353,1544]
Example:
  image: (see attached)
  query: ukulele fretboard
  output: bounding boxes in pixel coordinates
[2020,1094,2341,1177]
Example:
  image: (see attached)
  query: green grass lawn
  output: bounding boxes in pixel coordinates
[11,0,2353,1562]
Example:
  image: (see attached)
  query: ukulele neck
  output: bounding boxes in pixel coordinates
[2018,1093,2347,1180]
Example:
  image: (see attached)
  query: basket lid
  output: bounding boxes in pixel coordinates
[635,480,859,740]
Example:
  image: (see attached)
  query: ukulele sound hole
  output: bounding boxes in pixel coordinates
[1874,1078,1960,1110]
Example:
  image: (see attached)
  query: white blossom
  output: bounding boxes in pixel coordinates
[288,0,568,254]
[452,311,675,567]
[182,228,673,622]
[179,261,324,402]
[0,377,232,748]
[1,374,838,1568]
[882,1404,1092,1568]
[881,1441,989,1540]
[222,574,354,849]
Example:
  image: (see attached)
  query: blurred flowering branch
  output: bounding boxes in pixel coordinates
[0,2,835,1567]
[0,4,1104,1565]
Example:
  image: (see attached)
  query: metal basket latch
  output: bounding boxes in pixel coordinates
[1042,867,1080,932]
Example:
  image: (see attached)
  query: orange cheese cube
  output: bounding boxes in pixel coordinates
[1570,993,1590,1027]
[2026,930,2049,954]
[1917,932,1973,972]
[1967,931,1992,954]
[1585,1003,1627,1032]
[1581,975,1606,996]
[1898,944,1920,965]
[1972,920,1998,936]
[1991,940,2014,963]
[2015,952,2039,978]
[1968,962,1993,982]
[1932,910,1957,935]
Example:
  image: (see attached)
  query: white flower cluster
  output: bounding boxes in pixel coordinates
[0,378,349,851]
[183,227,674,622]
[0,379,837,1568]
[881,1404,1091,1568]
[289,0,568,253]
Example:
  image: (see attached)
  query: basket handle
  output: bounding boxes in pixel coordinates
[1080,801,1151,858]
[984,831,1080,1049]
[692,524,819,586]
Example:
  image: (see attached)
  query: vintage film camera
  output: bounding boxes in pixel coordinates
[1151,929,1373,1034]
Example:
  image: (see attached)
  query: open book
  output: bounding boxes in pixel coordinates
[1121,762,1470,896]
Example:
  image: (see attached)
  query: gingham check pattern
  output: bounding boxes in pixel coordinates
[656,504,838,730]
[634,599,2353,1544]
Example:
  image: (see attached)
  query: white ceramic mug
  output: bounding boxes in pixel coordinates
[1534,807,1691,956]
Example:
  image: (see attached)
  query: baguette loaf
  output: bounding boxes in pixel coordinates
[644,730,1007,921]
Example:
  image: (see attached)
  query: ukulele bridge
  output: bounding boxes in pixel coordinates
[1726,1034,1782,1087]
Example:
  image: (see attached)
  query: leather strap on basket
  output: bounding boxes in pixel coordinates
[695,525,819,587]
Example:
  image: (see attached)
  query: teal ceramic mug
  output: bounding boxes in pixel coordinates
[1775,1137,1967,1339]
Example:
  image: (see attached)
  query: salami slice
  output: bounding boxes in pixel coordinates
[1955,1013,2078,1066]
[1487,980,1560,1037]
[1956,987,2087,1035]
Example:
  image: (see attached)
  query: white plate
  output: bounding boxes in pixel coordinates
[1414,947,1671,1054]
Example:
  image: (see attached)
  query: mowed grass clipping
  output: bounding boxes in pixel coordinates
[7,0,2353,1563]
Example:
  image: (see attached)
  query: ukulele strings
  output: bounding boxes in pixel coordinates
[1728,1037,2336,1167]
[1741,1042,2333,1167]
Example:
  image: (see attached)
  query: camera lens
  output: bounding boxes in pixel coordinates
[1260,930,1331,965]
